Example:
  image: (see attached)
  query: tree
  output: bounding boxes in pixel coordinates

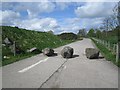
[118,2,120,25]
[47,30,54,34]
[87,29,95,37]
[102,17,111,37]
[96,30,102,39]
[77,29,86,37]
[58,33,78,40]
[103,16,118,30]
[99,2,120,38]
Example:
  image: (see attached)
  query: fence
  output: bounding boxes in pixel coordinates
[92,38,119,62]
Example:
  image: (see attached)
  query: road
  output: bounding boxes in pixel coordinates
[2,38,118,88]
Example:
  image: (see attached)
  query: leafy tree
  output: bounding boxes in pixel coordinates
[47,30,54,34]
[96,30,102,39]
[87,29,95,37]
[58,33,78,40]
[77,29,86,37]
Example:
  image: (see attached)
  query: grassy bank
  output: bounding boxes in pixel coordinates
[2,40,74,66]
[2,53,35,66]
[2,26,76,66]
[92,38,120,67]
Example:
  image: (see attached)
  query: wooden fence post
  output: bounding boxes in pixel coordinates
[108,42,110,50]
[116,42,120,63]
[106,41,108,47]
[113,44,116,54]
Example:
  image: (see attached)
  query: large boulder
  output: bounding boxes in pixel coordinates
[42,48,54,56]
[61,46,74,58]
[85,48,99,59]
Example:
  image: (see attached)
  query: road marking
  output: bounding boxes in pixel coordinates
[18,57,49,73]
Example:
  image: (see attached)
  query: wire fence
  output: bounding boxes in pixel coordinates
[92,38,120,62]
[92,38,117,55]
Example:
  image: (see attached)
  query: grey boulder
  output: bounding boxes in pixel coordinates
[42,48,54,56]
[85,48,99,59]
[61,46,74,58]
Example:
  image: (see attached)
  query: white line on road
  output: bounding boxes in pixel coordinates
[18,57,49,73]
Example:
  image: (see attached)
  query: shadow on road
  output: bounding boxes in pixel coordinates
[98,56,104,59]
[63,55,79,60]
[88,56,105,60]
[48,53,58,57]
[72,55,79,58]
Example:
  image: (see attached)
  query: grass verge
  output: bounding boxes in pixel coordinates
[92,38,120,67]
[2,40,77,66]
[2,53,37,66]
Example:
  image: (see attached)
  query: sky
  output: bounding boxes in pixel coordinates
[0,1,118,34]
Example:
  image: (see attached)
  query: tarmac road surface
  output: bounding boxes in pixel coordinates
[2,38,118,88]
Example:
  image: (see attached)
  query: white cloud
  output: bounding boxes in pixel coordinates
[65,18,80,24]
[38,2,55,13]
[55,2,71,10]
[59,25,81,34]
[13,18,59,32]
[49,20,58,28]
[58,19,81,34]
[80,18,103,29]
[1,2,117,34]
[0,10,20,25]
[13,17,85,34]
[20,2,55,18]
[75,2,116,18]
[2,2,56,18]
[58,17,104,34]
[0,10,105,34]
[2,2,71,19]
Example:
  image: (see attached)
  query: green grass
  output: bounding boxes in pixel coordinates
[2,40,75,66]
[92,38,120,67]
[2,26,77,66]
[99,36,118,44]
[2,53,35,66]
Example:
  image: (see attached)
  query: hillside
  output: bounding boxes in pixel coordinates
[58,33,78,40]
[2,26,74,66]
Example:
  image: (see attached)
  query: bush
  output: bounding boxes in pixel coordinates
[58,33,78,40]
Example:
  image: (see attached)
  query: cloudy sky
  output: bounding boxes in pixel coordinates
[0,1,118,34]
